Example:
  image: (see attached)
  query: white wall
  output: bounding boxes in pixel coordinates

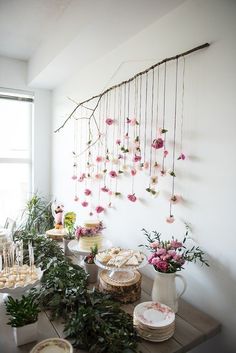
[0,56,51,197]
[51,0,236,352]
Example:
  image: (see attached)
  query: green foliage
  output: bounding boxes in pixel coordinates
[39,260,87,320]
[14,193,54,236]
[64,291,138,353]
[5,293,40,327]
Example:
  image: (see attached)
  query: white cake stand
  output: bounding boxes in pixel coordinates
[94,251,147,284]
[68,239,113,257]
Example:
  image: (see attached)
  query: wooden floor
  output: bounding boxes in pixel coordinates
[0,274,220,353]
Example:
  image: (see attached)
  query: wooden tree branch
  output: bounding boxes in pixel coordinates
[54,42,210,133]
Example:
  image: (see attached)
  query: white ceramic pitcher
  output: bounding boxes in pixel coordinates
[151,271,187,313]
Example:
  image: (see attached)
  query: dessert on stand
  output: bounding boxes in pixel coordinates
[68,220,112,259]
[95,248,147,303]
[0,241,42,299]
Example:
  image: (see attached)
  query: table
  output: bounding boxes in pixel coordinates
[0,274,220,353]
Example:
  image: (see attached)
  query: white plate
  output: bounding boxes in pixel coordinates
[30,338,73,353]
[134,301,175,328]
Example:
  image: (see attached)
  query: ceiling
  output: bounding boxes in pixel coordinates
[0,0,186,89]
[0,0,72,60]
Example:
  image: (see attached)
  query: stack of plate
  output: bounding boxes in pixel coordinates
[133,301,175,342]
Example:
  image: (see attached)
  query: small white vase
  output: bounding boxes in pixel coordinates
[151,271,187,313]
[84,262,98,283]
[13,321,38,346]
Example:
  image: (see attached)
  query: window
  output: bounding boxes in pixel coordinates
[0,89,33,226]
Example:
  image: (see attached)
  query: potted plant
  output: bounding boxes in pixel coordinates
[5,293,40,346]
[63,212,76,256]
[83,244,99,283]
[139,225,209,312]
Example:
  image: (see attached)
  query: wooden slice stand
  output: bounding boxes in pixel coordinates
[98,270,141,303]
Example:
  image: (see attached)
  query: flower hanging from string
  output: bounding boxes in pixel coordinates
[105,118,114,125]
[166,215,175,224]
[128,194,137,202]
[177,153,186,160]
[96,206,105,214]
[81,201,88,207]
[109,170,118,178]
[84,188,92,196]
[152,138,164,149]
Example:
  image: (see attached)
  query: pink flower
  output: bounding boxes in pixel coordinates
[166,215,175,223]
[151,257,161,266]
[148,253,156,263]
[84,188,92,196]
[156,248,166,256]
[78,173,86,182]
[170,240,183,249]
[133,154,141,162]
[127,193,137,202]
[109,170,118,178]
[106,118,114,125]
[108,190,113,196]
[152,138,164,149]
[95,173,102,179]
[101,186,109,192]
[144,162,149,169]
[130,119,137,126]
[156,261,169,272]
[177,153,186,160]
[161,170,166,176]
[126,118,131,124]
[168,250,177,257]
[116,139,121,145]
[96,156,103,163]
[81,201,88,207]
[150,241,159,249]
[72,175,77,180]
[124,133,129,140]
[170,195,182,204]
[96,206,105,213]
[164,150,168,158]
[131,168,137,176]
[74,196,79,201]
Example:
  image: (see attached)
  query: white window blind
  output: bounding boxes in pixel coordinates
[0,89,34,226]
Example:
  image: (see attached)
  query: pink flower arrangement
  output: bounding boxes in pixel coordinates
[84,188,92,196]
[127,193,137,202]
[75,221,105,238]
[139,227,209,273]
[109,170,118,178]
[105,118,114,125]
[152,138,164,149]
[130,168,137,176]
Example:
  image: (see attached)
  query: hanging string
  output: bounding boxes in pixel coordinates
[138,75,142,160]
[154,65,160,169]
[115,85,122,194]
[143,72,148,163]
[180,57,186,153]
[161,62,167,174]
[131,76,138,194]
[149,68,155,180]
[170,58,179,217]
